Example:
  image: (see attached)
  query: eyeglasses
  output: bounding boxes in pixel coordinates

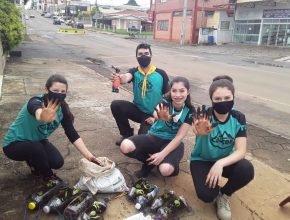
[137,52,151,57]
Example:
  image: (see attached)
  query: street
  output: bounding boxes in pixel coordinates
[25,10,290,138]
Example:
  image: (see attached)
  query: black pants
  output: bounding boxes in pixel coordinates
[190,159,254,203]
[3,139,64,178]
[110,100,152,137]
[124,134,184,176]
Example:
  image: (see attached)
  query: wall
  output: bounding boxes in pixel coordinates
[155,12,172,41]
[171,15,192,43]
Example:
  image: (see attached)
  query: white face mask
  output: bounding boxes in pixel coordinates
[172,106,184,123]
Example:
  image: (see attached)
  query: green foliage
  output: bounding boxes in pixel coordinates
[78,11,90,20]
[90,7,97,17]
[0,0,24,53]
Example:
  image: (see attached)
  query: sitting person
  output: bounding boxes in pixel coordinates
[120,76,194,178]
[190,75,254,220]
[2,74,97,182]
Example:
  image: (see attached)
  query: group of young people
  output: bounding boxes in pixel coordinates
[2,43,254,220]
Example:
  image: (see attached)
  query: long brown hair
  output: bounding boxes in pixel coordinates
[45,74,74,122]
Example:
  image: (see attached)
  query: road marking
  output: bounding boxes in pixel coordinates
[237,91,290,108]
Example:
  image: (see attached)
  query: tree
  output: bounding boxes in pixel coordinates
[0,0,24,53]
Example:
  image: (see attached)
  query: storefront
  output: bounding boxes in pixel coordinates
[234,1,290,47]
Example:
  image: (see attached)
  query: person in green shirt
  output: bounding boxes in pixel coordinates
[190,75,254,220]
[2,74,97,182]
[110,43,169,146]
[120,76,194,178]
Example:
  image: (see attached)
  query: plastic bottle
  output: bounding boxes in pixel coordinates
[79,198,108,220]
[27,178,65,211]
[135,195,149,210]
[156,196,189,219]
[43,187,80,214]
[135,185,158,211]
[146,185,158,202]
[112,65,120,93]
[63,191,94,219]
[127,178,148,201]
[150,190,175,211]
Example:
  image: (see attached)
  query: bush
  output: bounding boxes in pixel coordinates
[0,0,24,53]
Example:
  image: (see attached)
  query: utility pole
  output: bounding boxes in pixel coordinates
[180,0,188,46]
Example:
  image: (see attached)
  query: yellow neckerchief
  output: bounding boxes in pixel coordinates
[138,65,156,98]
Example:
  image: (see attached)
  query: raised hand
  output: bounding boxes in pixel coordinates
[39,99,60,123]
[154,103,176,121]
[193,105,218,136]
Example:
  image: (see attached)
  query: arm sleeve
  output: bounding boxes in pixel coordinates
[235,112,247,138]
[156,68,169,94]
[61,109,80,143]
[184,110,194,125]
[27,97,42,116]
[127,67,137,83]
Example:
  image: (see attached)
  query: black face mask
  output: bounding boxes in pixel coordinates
[137,55,151,68]
[46,90,66,103]
[212,100,234,114]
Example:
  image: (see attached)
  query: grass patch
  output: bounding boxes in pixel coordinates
[91,28,153,36]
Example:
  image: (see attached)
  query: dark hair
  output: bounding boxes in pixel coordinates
[136,43,152,57]
[45,74,74,122]
[165,76,193,110]
[209,75,235,99]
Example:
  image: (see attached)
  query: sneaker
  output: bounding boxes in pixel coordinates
[216,192,232,220]
[26,161,41,176]
[134,164,154,178]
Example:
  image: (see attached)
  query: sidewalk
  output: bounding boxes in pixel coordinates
[0,57,290,220]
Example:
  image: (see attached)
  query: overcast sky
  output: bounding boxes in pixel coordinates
[95,0,150,8]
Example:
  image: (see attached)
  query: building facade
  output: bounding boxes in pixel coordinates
[234,0,290,47]
[150,0,233,44]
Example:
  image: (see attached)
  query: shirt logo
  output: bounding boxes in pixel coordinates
[138,80,153,91]
[210,131,235,149]
[37,120,60,136]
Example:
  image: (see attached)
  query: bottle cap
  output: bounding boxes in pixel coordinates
[43,206,50,214]
[28,202,36,210]
[135,203,141,210]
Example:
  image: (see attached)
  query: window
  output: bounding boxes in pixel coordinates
[220,21,230,30]
[157,20,169,31]
[160,0,167,2]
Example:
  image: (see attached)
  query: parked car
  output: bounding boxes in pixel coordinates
[53,19,61,25]
[72,22,84,29]
[128,26,139,32]
[65,20,74,26]
[29,14,35,18]
[41,12,46,16]
[44,13,51,18]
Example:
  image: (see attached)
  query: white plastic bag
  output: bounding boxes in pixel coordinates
[75,157,128,194]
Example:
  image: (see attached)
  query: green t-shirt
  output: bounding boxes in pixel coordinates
[149,98,193,140]
[129,67,169,115]
[3,96,63,147]
[190,109,247,161]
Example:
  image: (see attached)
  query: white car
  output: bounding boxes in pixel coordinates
[44,13,51,18]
